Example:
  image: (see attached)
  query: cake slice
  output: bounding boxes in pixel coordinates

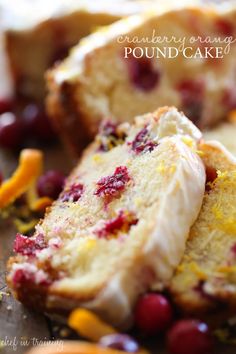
[2,0,152,101]
[47,2,236,155]
[170,140,236,320]
[7,107,205,328]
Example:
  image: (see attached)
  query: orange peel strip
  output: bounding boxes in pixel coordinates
[68,309,117,342]
[31,196,53,211]
[26,341,149,354]
[0,149,43,209]
[26,182,53,212]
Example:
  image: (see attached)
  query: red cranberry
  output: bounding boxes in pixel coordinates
[0,98,14,114]
[215,19,234,36]
[12,268,51,288]
[126,56,160,92]
[205,166,217,184]
[99,334,139,352]
[60,183,84,202]
[177,80,204,125]
[98,120,126,152]
[37,170,66,200]
[231,243,236,255]
[134,293,173,335]
[95,210,138,238]
[177,80,204,100]
[12,269,34,288]
[131,127,157,154]
[167,319,214,354]
[23,104,55,141]
[205,166,217,192]
[100,121,118,137]
[14,233,47,256]
[0,112,23,149]
[94,166,130,199]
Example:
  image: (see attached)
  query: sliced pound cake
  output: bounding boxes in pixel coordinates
[2,0,152,101]
[47,2,236,155]
[7,107,205,328]
[170,140,236,320]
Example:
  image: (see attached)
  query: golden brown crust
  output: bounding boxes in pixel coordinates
[6,255,105,315]
[46,71,92,157]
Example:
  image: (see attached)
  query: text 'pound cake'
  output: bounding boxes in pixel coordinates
[47,2,236,155]
[7,107,205,328]
[170,140,236,322]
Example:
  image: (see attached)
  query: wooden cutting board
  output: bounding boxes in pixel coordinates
[0,145,235,354]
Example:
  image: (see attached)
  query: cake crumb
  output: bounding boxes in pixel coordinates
[59,327,71,338]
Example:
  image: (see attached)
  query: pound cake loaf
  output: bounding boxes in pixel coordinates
[170,140,236,320]
[47,2,236,155]
[7,107,205,328]
[1,0,153,101]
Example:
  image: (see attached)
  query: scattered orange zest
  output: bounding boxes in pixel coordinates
[227,109,236,124]
[26,340,149,354]
[0,149,43,209]
[68,309,117,342]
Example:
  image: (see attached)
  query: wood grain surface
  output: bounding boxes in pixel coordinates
[0,145,235,354]
[0,145,72,354]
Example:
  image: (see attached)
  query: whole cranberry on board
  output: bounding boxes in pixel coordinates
[167,319,214,354]
[134,293,173,335]
[0,112,23,149]
[23,103,55,141]
[99,334,139,353]
[37,170,66,200]
[0,97,14,114]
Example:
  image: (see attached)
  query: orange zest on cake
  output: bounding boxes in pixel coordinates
[170,140,236,318]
